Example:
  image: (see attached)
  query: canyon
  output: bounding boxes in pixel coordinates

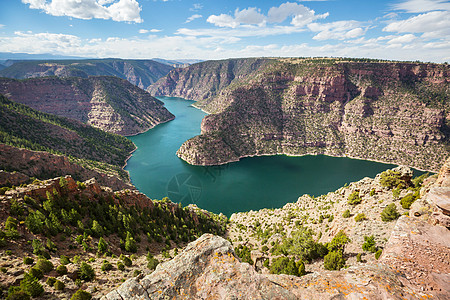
[150,58,449,172]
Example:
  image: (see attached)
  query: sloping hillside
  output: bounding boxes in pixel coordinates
[0,94,135,180]
[0,76,174,135]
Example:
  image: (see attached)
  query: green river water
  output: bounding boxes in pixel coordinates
[125,97,414,217]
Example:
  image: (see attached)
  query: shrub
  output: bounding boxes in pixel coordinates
[327,230,350,252]
[125,232,137,253]
[324,250,345,270]
[71,289,92,300]
[400,193,417,209]
[20,273,44,297]
[375,249,382,260]
[147,257,159,270]
[380,170,407,189]
[234,244,254,265]
[342,210,351,218]
[56,265,68,275]
[120,254,132,267]
[354,213,367,222]
[6,290,30,300]
[97,237,108,254]
[347,191,361,206]
[23,257,34,265]
[370,189,376,196]
[356,253,362,263]
[270,257,305,276]
[362,235,377,253]
[381,204,400,222]
[133,269,141,277]
[101,260,113,272]
[117,261,125,271]
[29,267,43,280]
[36,258,53,274]
[79,262,95,281]
[60,255,70,265]
[261,245,269,252]
[46,277,56,287]
[54,279,65,291]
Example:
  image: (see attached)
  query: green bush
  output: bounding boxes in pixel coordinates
[342,210,351,218]
[400,193,417,209]
[46,277,56,287]
[29,267,43,280]
[347,191,362,206]
[375,249,382,260]
[71,289,92,300]
[380,170,407,189]
[120,254,132,267]
[23,257,34,265]
[35,258,54,274]
[20,273,44,297]
[125,232,137,253]
[356,253,362,263]
[6,290,31,300]
[234,244,254,265]
[369,189,376,196]
[54,280,65,291]
[269,257,305,276]
[60,255,70,265]
[56,265,68,275]
[324,250,345,270]
[97,237,108,254]
[117,261,125,271]
[79,262,95,281]
[354,213,367,222]
[327,230,350,252]
[381,204,400,222]
[101,260,113,272]
[362,235,377,253]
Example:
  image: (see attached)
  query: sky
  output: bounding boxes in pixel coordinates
[0,0,449,62]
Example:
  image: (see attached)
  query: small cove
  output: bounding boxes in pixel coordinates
[125,96,420,217]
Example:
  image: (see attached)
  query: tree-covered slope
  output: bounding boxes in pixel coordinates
[0,94,135,179]
[0,59,174,90]
[0,76,175,135]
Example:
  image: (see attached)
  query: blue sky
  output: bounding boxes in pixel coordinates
[0,0,449,62]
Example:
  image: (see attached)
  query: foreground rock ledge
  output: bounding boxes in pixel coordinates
[102,234,434,300]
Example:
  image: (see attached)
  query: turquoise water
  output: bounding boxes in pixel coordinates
[126,96,404,217]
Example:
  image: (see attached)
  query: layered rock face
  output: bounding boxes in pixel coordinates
[170,59,449,171]
[0,59,174,90]
[0,76,174,135]
[148,58,272,102]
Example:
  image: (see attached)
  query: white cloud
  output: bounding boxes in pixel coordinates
[0,24,4,29]
[149,29,161,33]
[387,34,417,44]
[383,10,450,38]
[190,3,203,12]
[185,14,202,23]
[391,0,450,13]
[208,3,328,28]
[139,29,148,34]
[268,2,328,26]
[308,21,365,40]
[1,30,449,62]
[21,0,142,23]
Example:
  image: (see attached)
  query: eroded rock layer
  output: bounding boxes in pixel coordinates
[154,58,449,171]
[0,76,174,135]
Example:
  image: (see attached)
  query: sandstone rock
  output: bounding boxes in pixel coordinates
[102,233,437,299]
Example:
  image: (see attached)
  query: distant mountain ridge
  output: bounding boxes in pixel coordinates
[0,76,175,136]
[0,58,174,90]
[149,57,449,172]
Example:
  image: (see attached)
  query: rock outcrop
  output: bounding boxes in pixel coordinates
[0,76,174,135]
[0,144,133,191]
[103,234,428,299]
[0,59,174,90]
[153,58,449,172]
